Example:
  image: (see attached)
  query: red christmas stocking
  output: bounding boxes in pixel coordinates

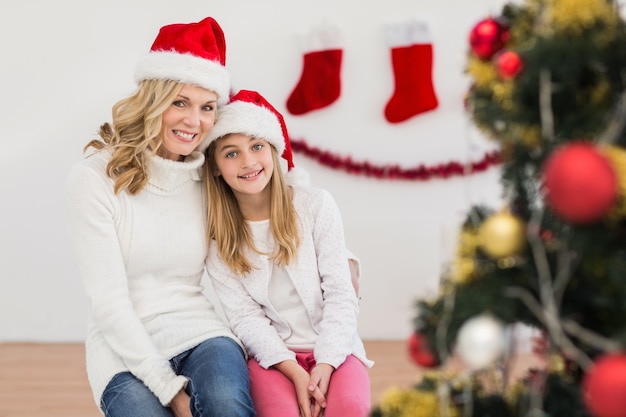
[384,20,439,123]
[286,24,343,115]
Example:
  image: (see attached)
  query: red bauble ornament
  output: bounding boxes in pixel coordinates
[407,331,440,368]
[496,50,523,79]
[542,142,618,224]
[582,353,626,417]
[469,17,510,60]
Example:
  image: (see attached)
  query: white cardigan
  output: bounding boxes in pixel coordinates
[207,186,373,370]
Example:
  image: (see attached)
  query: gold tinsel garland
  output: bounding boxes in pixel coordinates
[466,57,498,88]
[378,386,459,417]
[377,371,463,417]
[600,145,626,219]
[450,228,479,284]
[547,0,620,39]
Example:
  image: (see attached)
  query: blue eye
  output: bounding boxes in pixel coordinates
[226,151,237,158]
[252,143,263,151]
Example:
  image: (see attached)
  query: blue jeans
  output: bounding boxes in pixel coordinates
[100,337,255,417]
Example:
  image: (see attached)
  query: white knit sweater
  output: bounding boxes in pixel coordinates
[65,149,240,408]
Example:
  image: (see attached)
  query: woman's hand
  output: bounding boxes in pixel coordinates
[169,389,193,417]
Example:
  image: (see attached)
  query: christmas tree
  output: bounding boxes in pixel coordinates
[371,0,626,416]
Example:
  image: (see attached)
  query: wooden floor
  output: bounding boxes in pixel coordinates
[0,341,423,417]
[0,341,542,416]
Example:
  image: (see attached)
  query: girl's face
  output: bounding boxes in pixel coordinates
[158,84,217,161]
[213,133,274,198]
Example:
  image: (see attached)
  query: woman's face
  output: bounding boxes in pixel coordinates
[213,133,274,198]
[158,84,218,161]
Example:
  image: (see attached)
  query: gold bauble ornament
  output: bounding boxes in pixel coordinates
[478,212,526,258]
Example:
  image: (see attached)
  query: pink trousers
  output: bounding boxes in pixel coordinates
[247,352,371,417]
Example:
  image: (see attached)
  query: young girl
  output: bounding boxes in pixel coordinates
[203,90,373,417]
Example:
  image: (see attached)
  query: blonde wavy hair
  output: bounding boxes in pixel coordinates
[84,79,184,195]
[204,139,300,275]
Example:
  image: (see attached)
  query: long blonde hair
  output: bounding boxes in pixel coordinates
[84,79,184,195]
[204,139,300,275]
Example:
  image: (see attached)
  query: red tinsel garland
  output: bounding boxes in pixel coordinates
[290,138,501,181]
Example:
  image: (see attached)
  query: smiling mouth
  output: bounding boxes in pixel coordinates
[173,130,197,141]
[239,169,263,179]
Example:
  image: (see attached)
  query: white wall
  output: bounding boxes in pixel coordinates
[0,0,508,342]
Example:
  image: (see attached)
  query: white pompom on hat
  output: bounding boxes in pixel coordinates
[134,16,230,105]
[205,89,310,185]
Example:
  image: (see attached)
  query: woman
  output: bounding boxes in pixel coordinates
[203,90,373,417]
[65,17,255,417]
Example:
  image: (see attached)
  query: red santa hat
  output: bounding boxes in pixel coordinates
[205,89,310,185]
[134,16,230,105]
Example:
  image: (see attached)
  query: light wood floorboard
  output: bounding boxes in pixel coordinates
[0,341,422,417]
[0,341,539,416]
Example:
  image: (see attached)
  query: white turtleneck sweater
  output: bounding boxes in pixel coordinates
[65,149,240,408]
